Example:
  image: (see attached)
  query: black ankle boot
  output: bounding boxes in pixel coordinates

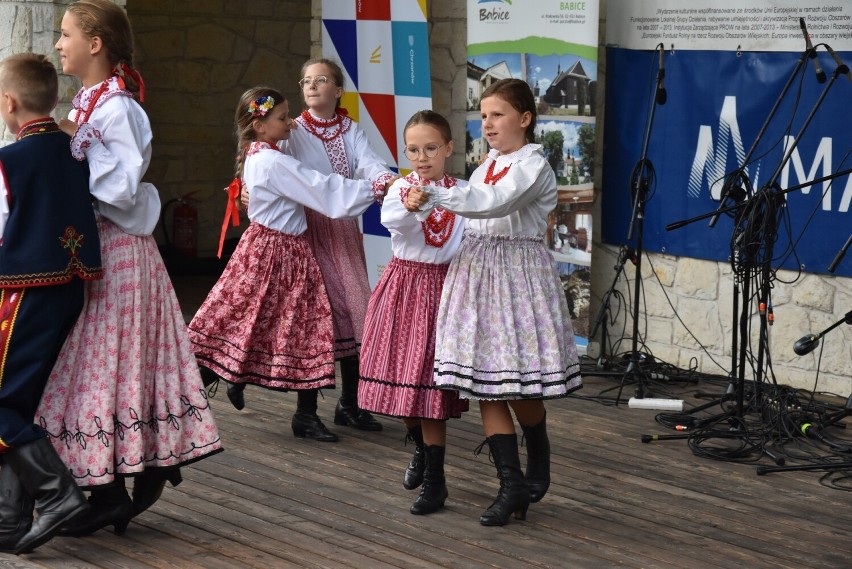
[5,438,89,554]
[132,467,182,516]
[410,445,448,515]
[478,434,530,527]
[0,461,34,553]
[403,426,425,490]
[333,400,383,431]
[520,413,550,503]
[58,480,133,537]
[292,412,339,442]
[226,382,246,411]
[335,357,382,431]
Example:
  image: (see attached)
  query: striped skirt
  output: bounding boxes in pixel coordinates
[188,222,336,390]
[433,231,582,400]
[358,257,468,420]
[304,209,372,359]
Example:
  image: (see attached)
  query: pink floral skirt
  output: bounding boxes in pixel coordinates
[304,209,371,359]
[358,257,468,420]
[36,217,222,488]
[188,222,336,390]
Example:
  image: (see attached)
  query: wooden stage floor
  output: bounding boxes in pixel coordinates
[3,275,851,568]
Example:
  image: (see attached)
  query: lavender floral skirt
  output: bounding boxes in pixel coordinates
[433,231,582,400]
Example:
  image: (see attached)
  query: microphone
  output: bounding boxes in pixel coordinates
[824,44,852,82]
[800,18,826,83]
[655,43,667,105]
[793,333,821,356]
[828,232,852,273]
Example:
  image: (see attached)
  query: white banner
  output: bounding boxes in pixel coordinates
[607,0,852,52]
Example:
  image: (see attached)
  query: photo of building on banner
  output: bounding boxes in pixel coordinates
[467,0,600,343]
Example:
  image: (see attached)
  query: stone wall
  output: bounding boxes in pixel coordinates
[126,0,311,256]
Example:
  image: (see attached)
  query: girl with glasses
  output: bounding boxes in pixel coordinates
[405,79,582,526]
[238,58,397,441]
[357,110,468,516]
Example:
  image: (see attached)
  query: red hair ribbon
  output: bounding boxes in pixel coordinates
[218,177,242,258]
[115,63,146,102]
[335,106,349,116]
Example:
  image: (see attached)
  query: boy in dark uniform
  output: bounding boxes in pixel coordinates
[0,52,103,555]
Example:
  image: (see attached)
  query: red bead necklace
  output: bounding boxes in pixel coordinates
[300,110,351,142]
[483,159,511,185]
[75,78,111,125]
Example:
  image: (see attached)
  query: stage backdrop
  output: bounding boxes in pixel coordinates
[321,0,432,287]
[603,0,852,276]
[467,0,600,342]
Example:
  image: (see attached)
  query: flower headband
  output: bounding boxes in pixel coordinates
[248,96,275,118]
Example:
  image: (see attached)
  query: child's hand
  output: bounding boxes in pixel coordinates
[405,186,429,212]
[240,181,250,211]
[380,175,401,198]
[57,118,78,137]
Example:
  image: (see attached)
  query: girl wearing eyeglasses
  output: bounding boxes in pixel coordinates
[189,88,377,447]
[239,58,397,442]
[405,79,582,527]
[357,110,468,516]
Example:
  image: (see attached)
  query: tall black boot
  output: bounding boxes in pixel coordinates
[58,479,133,536]
[403,426,425,490]
[0,461,34,553]
[478,434,530,527]
[410,445,448,515]
[5,438,89,554]
[293,389,338,442]
[333,357,382,431]
[520,413,550,503]
[132,467,182,516]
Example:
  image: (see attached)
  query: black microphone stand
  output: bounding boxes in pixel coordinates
[588,246,632,373]
[756,311,852,475]
[614,45,666,404]
[661,51,847,425]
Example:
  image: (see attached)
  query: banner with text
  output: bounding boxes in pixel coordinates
[603,0,852,276]
[322,0,432,287]
[468,0,600,342]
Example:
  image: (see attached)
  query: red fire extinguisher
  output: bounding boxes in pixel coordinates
[172,197,198,258]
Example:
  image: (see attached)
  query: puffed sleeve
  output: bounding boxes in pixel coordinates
[418,157,553,220]
[380,179,422,235]
[70,97,160,235]
[350,124,396,202]
[261,152,376,219]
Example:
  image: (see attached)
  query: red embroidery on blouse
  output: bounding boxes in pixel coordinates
[483,160,511,185]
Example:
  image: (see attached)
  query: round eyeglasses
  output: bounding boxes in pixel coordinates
[298,76,333,88]
[403,144,445,160]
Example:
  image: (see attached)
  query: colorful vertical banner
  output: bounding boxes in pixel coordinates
[322,0,433,287]
[603,0,852,276]
[467,0,600,344]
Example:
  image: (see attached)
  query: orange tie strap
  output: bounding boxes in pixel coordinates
[218,177,242,258]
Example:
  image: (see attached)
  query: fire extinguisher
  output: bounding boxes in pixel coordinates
[172,197,198,258]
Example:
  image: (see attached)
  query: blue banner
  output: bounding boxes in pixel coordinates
[602,47,852,276]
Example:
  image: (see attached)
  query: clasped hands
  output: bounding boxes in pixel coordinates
[404,186,430,212]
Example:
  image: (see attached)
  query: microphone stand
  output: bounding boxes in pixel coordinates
[662,58,849,424]
[587,246,632,373]
[756,312,852,475]
[615,47,665,404]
